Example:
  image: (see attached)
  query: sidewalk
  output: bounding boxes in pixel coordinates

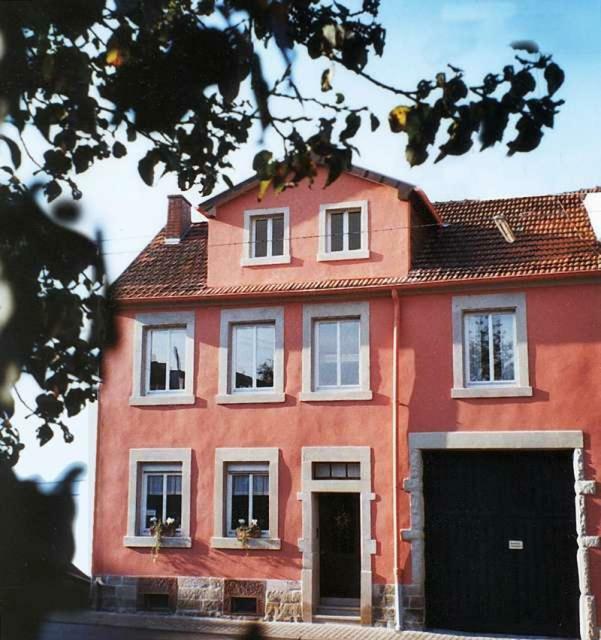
[46,611,552,640]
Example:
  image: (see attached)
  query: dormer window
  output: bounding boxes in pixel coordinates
[241,207,290,266]
[318,200,369,261]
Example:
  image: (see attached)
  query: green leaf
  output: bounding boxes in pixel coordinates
[370,113,380,131]
[44,180,62,202]
[336,93,345,104]
[321,68,333,92]
[544,62,565,96]
[252,150,273,175]
[340,113,361,142]
[138,150,160,186]
[112,141,127,158]
[0,135,21,169]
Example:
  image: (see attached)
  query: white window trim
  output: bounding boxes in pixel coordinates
[317,200,369,261]
[129,311,195,406]
[300,301,372,402]
[139,463,183,535]
[217,307,285,404]
[124,448,192,548]
[241,207,291,266]
[211,448,280,550]
[225,462,270,537]
[451,293,532,398]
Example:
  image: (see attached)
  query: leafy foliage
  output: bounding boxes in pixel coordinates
[0,1,565,464]
[0,177,113,465]
[0,1,565,198]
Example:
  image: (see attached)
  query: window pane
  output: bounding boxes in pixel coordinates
[314,462,331,479]
[493,313,515,381]
[317,321,338,387]
[149,329,168,390]
[253,474,269,495]
[340,319,360,386]
[165,494,182,527]
[253,218,268,257]
[348,211,362,250]
[347,462,360,479]
[256,324,275,388]
[331,463,347,478]
[169,329,186,390]
[145,475,164,528]
[329,212,344,252]
[234,325,254,389]
[166,474,182,495]
[253,496,269,531]
[271,215,284,256]
[231,475,250,529]
[467,314,490,382]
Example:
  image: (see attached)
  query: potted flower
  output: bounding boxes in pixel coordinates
[235,518,261,547]
[150,517,177,561]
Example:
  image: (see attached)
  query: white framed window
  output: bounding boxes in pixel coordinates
[124,448,192,548]
[241,207,290,266]
[146,326,186,393]
[139,463,183,534]
[130,312,195,406]
[452,293,532,398]
[464,311,516,386]
[301,302,372,402]
[231,323,275,392]
[225,463,270,536]
[211,448,280,550]
[318,200,369,261]
[217,307,284,404]
[314,318,360,390]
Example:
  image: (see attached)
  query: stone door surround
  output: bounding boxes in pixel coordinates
[298,446,376,625]
[402,431,598,640]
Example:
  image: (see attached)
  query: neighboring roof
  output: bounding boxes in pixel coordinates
[408,188,601,283]
[112,188,601,302]
[198,164,417,213]
[113,223,207,300]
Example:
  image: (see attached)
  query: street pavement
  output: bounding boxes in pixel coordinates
[39,621,229,639]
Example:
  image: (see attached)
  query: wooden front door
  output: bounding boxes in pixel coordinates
[318,492,360,599]
[423,451,579,637]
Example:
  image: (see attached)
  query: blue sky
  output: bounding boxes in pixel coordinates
[5,0,601,572]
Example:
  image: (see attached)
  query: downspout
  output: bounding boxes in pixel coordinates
[391,289,402,630]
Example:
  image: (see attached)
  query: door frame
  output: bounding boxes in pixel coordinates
[299,447,376,625]
[402,430,598,640]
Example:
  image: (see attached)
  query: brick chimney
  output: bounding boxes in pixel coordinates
[165,195,192,244]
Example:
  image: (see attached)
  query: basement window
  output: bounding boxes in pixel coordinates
[231,597,258,615]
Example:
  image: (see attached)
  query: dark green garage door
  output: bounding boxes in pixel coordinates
[423,451,579,637]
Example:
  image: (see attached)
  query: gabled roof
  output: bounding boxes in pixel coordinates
[408,188,601,282]
[198,164,418,213]
[111,187,601,302]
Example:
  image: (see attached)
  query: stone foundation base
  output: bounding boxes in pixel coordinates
[93,575,302,622]
[372,584,396,628]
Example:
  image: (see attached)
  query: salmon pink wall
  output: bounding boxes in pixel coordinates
[94,280,601,619]
[93,297,396,583]
[395,282,601,608]
[205,168,410,288]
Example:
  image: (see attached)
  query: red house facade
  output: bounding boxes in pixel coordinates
[92,168,601,638]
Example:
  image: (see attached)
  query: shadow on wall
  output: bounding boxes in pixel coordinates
[0,461,87,640]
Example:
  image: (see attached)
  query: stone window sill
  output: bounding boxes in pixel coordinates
[241,255,291,267]
[451,385,533,399]
[210,536,281,550]
[300,390,373,402]
[129,394,195,406]
[215,393,285,405]
[123,535,192,548]
[316,249,370,262]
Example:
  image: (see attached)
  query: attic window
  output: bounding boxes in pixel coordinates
[242,208,291,266]
[318,200,369,261]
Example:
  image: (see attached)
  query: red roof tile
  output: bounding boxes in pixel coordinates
[112,189,601,302]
